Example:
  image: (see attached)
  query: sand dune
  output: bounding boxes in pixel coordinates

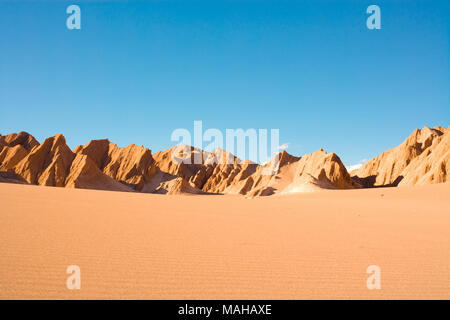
[0,182,449,299]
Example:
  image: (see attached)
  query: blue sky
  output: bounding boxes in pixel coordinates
[1,0,449,166]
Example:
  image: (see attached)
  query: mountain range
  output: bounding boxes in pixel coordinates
[0,126,448,196]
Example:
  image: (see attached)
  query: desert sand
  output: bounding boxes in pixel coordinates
[1,182,449,299]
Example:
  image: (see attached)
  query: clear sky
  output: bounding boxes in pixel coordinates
[1,0,449,166]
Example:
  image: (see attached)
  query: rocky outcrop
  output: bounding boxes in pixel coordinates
[14,134,75,186]
[352,126,449,187]
[74,140,157,191]
[291,149,355,189]
[65,154,133,192]
[1,126,448,195]
[397,128,449,186]
[103,143,156,190]
[2,132,39,151]
[229,149,355,197]
[152,145,212,188]
[0,145,28,171]
[0,171,28,184]
[200,148,257,194]
[0,132,39,170]
[146,174,204,195]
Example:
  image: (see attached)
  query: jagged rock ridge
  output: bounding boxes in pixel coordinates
[1,126,448,195]
[352,126,449,187]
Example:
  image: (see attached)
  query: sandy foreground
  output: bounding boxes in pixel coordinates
[0,182,449,299]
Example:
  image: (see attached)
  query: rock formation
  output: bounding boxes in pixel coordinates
[74,140,156,191]
[1,131,39,151]
[0,145,28,171]
[65,154,133,192]
[0,132,40,171]
[14,134,75,186]
[352,126,449,187]
[1,126,448,196]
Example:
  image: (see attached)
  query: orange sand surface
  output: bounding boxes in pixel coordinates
[0,182,449,299]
